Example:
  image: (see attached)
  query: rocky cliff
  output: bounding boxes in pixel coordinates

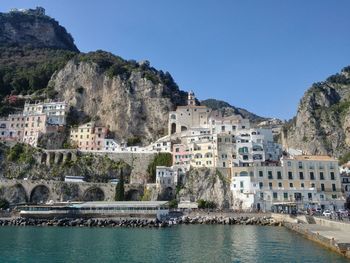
[201,98,268,124]
[178,168,233,209]
[0,9,78,51]
[50,51,187,143]
[284,67,350,157]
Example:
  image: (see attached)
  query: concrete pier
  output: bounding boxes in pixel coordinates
[274,214,350,259]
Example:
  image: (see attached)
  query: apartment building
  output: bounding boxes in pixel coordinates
[70,122,108,151]
[23,100,67,125]
[231,155,344,211]
[0,114,25,142]
[22,114,47,146]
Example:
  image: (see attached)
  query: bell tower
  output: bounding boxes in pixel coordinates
[187,90,195,106]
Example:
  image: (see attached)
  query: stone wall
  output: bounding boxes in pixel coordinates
[89,152,156,184]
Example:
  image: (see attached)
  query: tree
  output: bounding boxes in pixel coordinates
[115,168,125,201]
[147,153,172,183]
[0,199,9,210]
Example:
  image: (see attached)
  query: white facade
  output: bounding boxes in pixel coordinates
[156,166,178,189]
[230,155,344,211]
[23,101,67,125]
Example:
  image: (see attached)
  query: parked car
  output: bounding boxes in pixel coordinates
[322,210,332,217]
[337,209,348,216]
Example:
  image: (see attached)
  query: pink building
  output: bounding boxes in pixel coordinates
[0,114,25,142]
[173,144,192,165]
[23,114,47,146]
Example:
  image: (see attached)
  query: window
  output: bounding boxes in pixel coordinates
[259,182,263,189]
[310,172,315,180]
[278,182,282,188]
[330,172,335,180]
[301,183,304,188]
[277,171,282,179]
[320,172,324,180]
[289,183,294,188]
[332,184,336,192]
[321,184,325,191]
[283,193,288,200]
[332,194,337,199]
[269,182,272,190]
[273,192,277,200]
[306,193,312,200]
[298,162,303,169]
[299,172,304,180]
[287,161,291,167]
[268,171,273,179]
[288,172,293,180]
[259,171,263,177]
[311,183,315,188]
[240,181,244,188]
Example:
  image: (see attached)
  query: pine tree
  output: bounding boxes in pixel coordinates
[115,168,125,201]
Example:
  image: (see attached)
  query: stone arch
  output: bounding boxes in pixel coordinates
[83,187,105,201]
[161,186,174,201]
[55,152,64,164]
[5,184,28,204]
[126,189,141,201]
[30,185,50,204]
[240,171,248,177]
[171,123,176,134]
[48,152,55,165]
[41,153,47,164]
[66,152,72,162]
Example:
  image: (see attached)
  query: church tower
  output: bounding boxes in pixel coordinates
[187,90,196,106]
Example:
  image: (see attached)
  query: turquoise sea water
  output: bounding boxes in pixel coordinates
[0,225,347,263]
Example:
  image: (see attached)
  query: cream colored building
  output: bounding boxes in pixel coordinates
[168,91,221,136]
[70,122,108,151]
[231,155,344,211]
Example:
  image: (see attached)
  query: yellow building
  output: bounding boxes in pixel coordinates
[70,122,108,151]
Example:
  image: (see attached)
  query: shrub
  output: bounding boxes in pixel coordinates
[0,199,9,210]
[197,199,216,209]
[168,199,178,209]
[147,153,173,183]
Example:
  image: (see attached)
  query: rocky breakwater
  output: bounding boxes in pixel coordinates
[179,215,281,226]
[0,215,281,228]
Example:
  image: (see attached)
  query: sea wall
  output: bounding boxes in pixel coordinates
[314,217,350,232]
[283,222,350,259]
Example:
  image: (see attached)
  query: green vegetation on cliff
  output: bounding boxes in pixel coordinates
[75,51,184,96]
[147,153,173,183]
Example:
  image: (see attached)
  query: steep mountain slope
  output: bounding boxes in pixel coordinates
[0,8,78,51]
[201,98,268,124]
[0,8,78,115]
[283,67,350,157]
[50,51,187,143]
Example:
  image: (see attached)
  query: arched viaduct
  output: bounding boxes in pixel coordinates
[0,180,146,205]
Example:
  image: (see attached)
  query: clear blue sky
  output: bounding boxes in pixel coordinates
[1,1,350,120]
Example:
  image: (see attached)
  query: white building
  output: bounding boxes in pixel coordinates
[230,155,344,211]
[156,166,178,189]
[23,100,67,126]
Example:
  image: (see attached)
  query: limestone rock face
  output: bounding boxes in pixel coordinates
[50,57,187,143]
[0,11,78,51]
[284,68,350,157]
[178,168,233,209]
